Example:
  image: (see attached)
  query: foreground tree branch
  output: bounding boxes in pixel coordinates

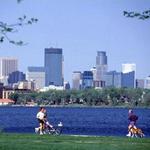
[0,16,38,46]
[123,9,150,20]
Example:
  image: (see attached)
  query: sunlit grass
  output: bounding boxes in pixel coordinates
[0,133,150,150]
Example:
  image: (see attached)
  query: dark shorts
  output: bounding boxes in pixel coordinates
[38,119,44,124]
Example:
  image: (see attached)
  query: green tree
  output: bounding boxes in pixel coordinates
[9,92,19,104]
[143,90,150,106]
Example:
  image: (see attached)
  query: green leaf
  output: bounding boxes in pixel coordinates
[28,21,32,24]
[9,40,15,44]
[0,36,4,42]
[17,0,23,3]
[6,27,13,32]
[123,11,128,16]
[23,15,26,19]
[18,17,23,21]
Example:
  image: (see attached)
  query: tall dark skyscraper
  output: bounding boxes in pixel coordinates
[44,48,63,86]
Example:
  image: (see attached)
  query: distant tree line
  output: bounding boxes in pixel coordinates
[9,88,150,107]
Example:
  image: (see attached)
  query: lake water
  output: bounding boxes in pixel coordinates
[0,107,150,137]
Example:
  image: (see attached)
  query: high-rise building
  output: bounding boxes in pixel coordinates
[26,67,45,90]
[121,71,135,88]
[104,71,122,88]
[45,48,63,86]
[90,67,97,81]
[64,81,70,90]
[8,71,25,85]
[136,79,145,88]
[0,83,4,98]
[144,76,150,89]
[122,63,136,74]
[0,57,18,85]
[96,51,108,83]
[121,63,136,88]
[72,71,82,90]
[82,71,93,89]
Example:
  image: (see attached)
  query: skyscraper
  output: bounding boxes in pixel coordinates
[121,63,136,88]
[122,63,136,74]
[82,71,93,89]
[104,71,122,88]
[72,71,82,90]
[136,79,145,88]
[8,71,25,85]
[26,67,45,90]
[45,48,63,86]
[144,76,150,89]
[0,57,18,85]
[121,71,135,88]
[95,51,108,86]
[90,67,97,81]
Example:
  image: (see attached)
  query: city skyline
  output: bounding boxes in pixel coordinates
[0,0,149,83]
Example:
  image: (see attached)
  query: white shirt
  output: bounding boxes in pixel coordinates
[36,111,44,120]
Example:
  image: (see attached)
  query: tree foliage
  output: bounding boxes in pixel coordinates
[123,9,150,20]
[0,0,38,46]
[9,88,150,107]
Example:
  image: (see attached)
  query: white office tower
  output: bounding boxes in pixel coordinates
[122,63,136,74]
[91,67,97,81]
[72,71,82,90]
[0,57,18,85]
[26,67,45,90]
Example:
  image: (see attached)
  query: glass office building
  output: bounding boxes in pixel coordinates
[26,66,45,90]
[8,71,25,85]
[121,63,136,88]
[82,71,93,89]
[121,71,135,88]
[104,71,122,88]
[45,48,63,86]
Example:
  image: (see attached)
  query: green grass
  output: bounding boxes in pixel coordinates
[0,133,150,150]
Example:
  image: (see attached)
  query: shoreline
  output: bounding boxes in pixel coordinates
[0,104,150,109]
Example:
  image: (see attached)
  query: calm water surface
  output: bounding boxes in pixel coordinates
[0,107,150,136]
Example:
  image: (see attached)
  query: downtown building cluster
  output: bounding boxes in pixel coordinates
[72,51,150,90]
[0,48,70,99]
[0,49,150,99]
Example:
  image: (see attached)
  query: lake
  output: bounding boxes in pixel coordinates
[0,107,150,137]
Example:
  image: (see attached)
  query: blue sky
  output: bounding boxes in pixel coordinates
[0,0,150,83]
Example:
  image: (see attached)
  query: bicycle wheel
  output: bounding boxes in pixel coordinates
[54,129,61,135]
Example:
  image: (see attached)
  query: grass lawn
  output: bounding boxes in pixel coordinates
[0,133,150,150]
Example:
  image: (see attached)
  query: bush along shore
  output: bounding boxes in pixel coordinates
[0,133,150,150]
[9,88,150,107]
